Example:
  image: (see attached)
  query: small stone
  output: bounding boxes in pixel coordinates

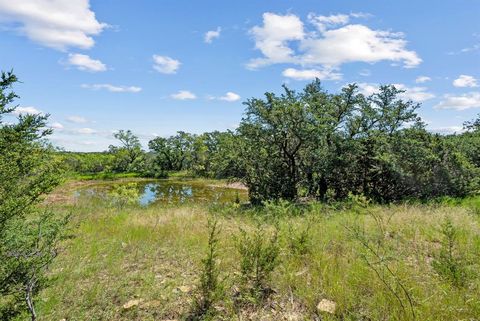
[122,299,142,310]
[178,285,191,293]
[317,299,336,314]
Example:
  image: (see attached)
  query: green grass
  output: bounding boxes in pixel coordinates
[28,189,480,320]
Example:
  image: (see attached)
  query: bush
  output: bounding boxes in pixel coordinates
[432,217,468,287]
[235,224,280,302]
[189,217,222,320]
[108,183,140,208]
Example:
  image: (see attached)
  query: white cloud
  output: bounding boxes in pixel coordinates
[67,53,106,72]
[415,76,431,83]
[300,24,421,68]
[219,92,241,102]
[152,55,181,74]
[50,122,64,130]
[76,127,97,134]
[12,106,43,115]
[453,75,478,88]
[356,83,435,102]
[248,12,421,71]
[429,126,465,134]
[205,27,221,43]
[66,115,88,124]
[171,90,196,100]
[308,13,349,31]
[81,84,142,93]
[282,67,342,81]
[247,12,305,69]
[0,0,107,50]
[435,92,480,110]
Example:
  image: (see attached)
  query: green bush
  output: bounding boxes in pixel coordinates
[432,217,468,287]
[235,224,280,302]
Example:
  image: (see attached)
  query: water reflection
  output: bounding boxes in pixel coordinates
[75,180,247,206]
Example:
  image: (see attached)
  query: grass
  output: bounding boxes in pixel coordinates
[26,185,480,320]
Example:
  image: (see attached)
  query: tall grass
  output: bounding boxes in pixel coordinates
[22,196,480,320]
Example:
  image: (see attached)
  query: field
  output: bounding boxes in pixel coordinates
[31,179,480,321]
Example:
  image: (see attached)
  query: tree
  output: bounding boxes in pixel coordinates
[237,80,478,203]
[0,71,68,320]
[108,129,144,172]
[148,131,195,171]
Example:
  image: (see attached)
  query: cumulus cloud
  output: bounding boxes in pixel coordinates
[81,84,142,93]
[67,53,106,72]
[435,92,480,110]
[0,0,107,50]
[12,106,43,115]
[171,90,196,100]
[247,13,304,69]
[453,75,478,88]
[205,27,221,43]
[356,83,435,102]
[247,12,421,75]
[308,13,350,31]
[282,67,342,81]
[50,122,64,130]
[153,55,181,74]
[415,76,431,83]
[66,115,88,124]
[219,92,241,102]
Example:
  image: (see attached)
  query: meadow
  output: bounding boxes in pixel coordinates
[31,178,480,321]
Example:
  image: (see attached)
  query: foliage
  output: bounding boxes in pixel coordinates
[108,129,145,173]
[0,71,68,320]
[237,80,479,203]
[189,217,222,320]
[235,224,280,302]
[432,217,468,287]
[108,183,140,208]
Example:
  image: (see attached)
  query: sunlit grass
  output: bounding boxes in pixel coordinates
[32,195,480,320]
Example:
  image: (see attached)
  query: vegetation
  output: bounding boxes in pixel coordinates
[18,197,480,320]
[1,70,480,320]
[58,81,480,204]
[0,71,68,320]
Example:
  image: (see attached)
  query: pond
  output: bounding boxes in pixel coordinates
[74,180,248,206]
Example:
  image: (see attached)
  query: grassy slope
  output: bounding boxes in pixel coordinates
[34,194,480,320]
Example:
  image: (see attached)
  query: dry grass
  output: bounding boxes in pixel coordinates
[28,196,480,320]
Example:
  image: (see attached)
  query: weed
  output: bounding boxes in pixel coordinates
[188,217,222,320]
[287,224,311,257]
[235,223,280,302]
[432,217,468,287]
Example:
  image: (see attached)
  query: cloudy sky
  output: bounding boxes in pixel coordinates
[1,0,479,151]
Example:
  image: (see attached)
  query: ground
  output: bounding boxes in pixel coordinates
[28,180,480,320]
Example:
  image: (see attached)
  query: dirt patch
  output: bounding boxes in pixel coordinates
[207,181,248,190]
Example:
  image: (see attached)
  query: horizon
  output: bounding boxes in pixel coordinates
[1,0,479,151]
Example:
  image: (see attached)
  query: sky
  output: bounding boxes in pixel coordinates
[0,0,479,151]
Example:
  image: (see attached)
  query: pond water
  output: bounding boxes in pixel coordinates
[74,180,248,206]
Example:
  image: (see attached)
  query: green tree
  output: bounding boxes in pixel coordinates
[148,131,195,171]
[0,71,68,320]
[108,129,144,172]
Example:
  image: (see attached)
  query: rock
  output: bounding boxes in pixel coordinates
[178,285,191,293]
[122,299,142,310]
[317,299,336,314]
[142,300,162,308]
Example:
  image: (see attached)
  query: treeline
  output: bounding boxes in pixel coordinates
[61,80,480,203]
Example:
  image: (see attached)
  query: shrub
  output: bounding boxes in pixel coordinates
[108,183,140,208]
[189,217,222,320]
[235,224,280,301]
[432,217,468,287]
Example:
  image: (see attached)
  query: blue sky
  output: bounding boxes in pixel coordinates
[0,0,479,151]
